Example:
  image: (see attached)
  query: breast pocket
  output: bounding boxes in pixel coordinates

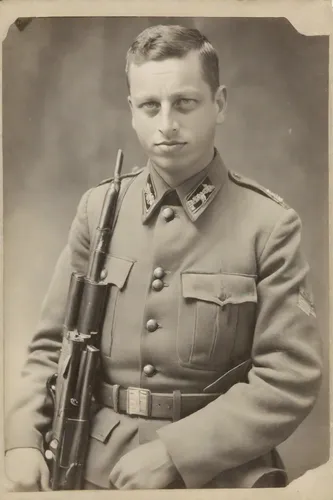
[100,255,134,357]
[177,272,257,371]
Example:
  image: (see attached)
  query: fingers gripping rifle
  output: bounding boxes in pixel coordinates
[44,150,124,490]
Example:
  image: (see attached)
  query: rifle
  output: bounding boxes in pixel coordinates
[44,150,124,490]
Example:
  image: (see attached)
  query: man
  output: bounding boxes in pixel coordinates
[5,24,322,491]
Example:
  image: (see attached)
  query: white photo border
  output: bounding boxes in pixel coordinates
[0,1,332,499]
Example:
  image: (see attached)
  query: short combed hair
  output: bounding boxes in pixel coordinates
[125,25,220,97]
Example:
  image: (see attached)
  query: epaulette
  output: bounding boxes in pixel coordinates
[228,170,290,209]
[97,166,144,187]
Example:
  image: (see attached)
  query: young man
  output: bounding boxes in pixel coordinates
[5,24,322,491]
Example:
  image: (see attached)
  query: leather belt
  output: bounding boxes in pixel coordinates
[97,382,221,421]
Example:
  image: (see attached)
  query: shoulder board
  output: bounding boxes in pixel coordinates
[228,170,290,209]
[97,166,144,187]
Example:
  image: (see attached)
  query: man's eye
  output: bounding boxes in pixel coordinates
[142,101,159,110]
[176,98,197,108]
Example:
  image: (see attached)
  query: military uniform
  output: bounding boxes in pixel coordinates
[5,149,322,489]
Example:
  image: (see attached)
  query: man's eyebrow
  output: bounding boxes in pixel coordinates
[132,93,158,101]
[171,89,202,98]
[133,89,202,101]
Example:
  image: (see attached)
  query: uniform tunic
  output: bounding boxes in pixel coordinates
[5,150,322,489]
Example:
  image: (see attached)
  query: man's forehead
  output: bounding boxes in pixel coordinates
[128,53,208,96]
[129,51,202,77]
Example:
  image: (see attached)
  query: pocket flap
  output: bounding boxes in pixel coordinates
[103,255,134,290]
[90,407,120,443]
[182,272,257,306]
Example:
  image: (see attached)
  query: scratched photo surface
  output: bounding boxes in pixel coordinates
[3,16,329,486]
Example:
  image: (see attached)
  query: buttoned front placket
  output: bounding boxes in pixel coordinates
[100,151,227,400]
[139,192,185,392]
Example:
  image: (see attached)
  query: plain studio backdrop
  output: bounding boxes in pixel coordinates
[3,17,329,483]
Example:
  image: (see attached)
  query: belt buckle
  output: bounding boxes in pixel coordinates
[127,387,151,417]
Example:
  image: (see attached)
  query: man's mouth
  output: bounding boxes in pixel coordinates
[156,141,186,146]
[155,142,187,154]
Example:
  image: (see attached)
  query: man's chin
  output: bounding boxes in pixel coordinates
[150,157,184,172]
[148,151,189,171]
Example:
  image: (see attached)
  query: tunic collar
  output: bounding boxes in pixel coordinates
[142,149,227,224]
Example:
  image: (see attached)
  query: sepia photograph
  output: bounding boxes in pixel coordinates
[2,13,331,495]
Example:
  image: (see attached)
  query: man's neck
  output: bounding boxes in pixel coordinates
[151,148,215,188]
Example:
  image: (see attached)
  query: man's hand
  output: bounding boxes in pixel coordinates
[5,448,51,492]
[109,439,180,489]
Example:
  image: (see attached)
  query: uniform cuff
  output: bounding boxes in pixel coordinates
[5,426,44,455]
[157,423,211,488]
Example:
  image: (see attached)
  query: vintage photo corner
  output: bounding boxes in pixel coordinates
[0,5,332,500]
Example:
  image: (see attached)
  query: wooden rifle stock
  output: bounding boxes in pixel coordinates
[44,150,124,490]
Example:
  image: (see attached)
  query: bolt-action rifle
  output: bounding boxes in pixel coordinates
[44,150,124,490]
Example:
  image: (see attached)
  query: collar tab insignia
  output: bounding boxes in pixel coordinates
[143,175,157,212]
[186,176,216,216]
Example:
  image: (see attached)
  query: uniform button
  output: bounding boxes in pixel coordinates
[146,319,158,332]
[143,364,156,377]
[50,439,58,451]
[100,268,108,280]
[153,267,165,279]
[152,279,164,291]
[45,450,54,461]
[162,207,175,221]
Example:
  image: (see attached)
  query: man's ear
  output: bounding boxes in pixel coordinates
[215,85,227,124]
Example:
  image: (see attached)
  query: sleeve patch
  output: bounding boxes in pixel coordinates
[298,287,316,318]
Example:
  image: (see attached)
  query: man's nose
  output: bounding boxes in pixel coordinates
[158,107,179,136]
